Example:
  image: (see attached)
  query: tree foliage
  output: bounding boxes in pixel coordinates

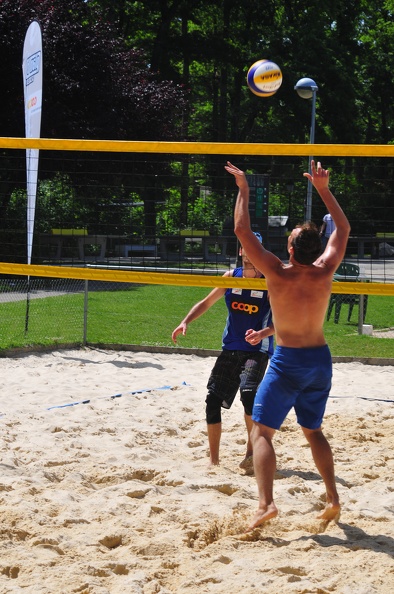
[87,0,394,145]
[1,0,394,251]
[89,0,394,234]
[0,0,187,140]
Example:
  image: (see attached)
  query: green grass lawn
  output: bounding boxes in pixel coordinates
[0,284,393,359]
[87,285,394,359]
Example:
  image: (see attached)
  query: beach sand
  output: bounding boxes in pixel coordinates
[0,348,393,593]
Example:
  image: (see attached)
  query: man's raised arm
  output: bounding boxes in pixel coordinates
[224,161,281,274]
[304,160,351,266]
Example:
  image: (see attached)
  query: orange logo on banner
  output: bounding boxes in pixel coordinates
[27,96,38,109]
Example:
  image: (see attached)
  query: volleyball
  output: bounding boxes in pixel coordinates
[246,60,283,97]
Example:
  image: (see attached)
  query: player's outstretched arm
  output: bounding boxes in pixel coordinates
[304,160,350,267]
[171,282,229,344]
[225,161,282,276]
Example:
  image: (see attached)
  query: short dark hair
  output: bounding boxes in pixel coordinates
[291,222,322,265]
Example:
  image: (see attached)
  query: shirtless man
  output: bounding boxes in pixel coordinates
[225,159,350,531]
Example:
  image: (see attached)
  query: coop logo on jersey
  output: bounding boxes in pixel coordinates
[232,302,259,315]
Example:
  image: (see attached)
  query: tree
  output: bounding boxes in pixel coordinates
[1,0,187,140]
[1,0,394,254]
[0,0,187,255]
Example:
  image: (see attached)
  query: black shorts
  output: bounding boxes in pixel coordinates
[206,350,269,418]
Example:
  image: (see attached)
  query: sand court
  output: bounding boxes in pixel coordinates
[0,348,393,593]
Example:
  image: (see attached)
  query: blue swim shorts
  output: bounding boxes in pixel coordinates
[252,344,332,430]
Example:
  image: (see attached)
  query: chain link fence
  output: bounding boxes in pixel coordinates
[0,144,393,354]
[0,277,85,350]
[0,275,173,352]
[0,272,393,356]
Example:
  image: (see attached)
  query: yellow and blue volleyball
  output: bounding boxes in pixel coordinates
[247,60,283,97]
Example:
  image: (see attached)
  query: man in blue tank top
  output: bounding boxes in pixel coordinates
[172,232,274,467]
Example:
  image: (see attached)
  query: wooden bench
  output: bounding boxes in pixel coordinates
[77,235,107,259]
[50,228,107,260]
[40,229,102,259]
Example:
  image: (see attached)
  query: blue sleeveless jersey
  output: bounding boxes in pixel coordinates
[222,267,273,356]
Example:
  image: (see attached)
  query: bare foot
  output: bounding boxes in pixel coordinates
[208,460,220,467]
[239,455,253,470]
[317,501,341,521]
[246,503,278,532]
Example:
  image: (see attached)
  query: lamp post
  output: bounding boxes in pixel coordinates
[294,77,318,221]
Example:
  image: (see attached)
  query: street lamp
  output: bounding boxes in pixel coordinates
[294,77,318,221]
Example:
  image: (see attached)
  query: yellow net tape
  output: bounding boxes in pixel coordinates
[0,263,393,295]
[1,137,394,157]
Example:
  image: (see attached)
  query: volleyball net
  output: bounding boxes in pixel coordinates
[0,137,393,350]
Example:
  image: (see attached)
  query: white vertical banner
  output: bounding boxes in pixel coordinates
[22,20,43,265]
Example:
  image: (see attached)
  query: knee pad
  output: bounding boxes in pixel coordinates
[240,389,255,416]
[205,392,222,424]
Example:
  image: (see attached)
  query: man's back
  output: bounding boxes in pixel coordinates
[264,258,335,348]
